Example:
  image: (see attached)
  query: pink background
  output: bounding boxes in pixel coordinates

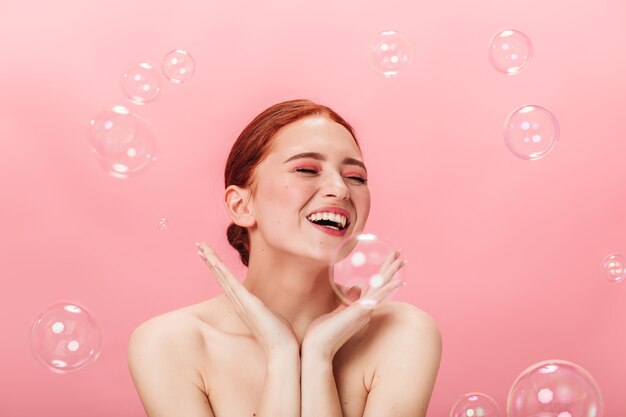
[1,0,625,415]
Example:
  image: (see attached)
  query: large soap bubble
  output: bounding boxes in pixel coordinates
[121,61,161,104]
[329,232,405,307]
[88,105,157,179]
[30,302,102,374]
[504,105,559,160]
[162,49,195,83]
[367,30,412,77]
[489,29,532,74]
[507,359,603,417]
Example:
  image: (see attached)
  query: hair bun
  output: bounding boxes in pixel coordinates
[226,223,250,267]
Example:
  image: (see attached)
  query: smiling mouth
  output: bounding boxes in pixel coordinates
[307,217,349,231]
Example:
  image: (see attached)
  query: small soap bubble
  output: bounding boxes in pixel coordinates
[367,30,412,77]
[601,253,625,283]
[504,105,559,160]
[450,393,501,417]
[159,218,169,231]
[507,360,603,417]
[88,105,157,179]
[489,29,532,74]
[329,233,405,305]
[30,302,101,374]
[162,49,195,83]
[121,61,161,104]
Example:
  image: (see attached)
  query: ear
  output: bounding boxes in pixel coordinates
[224,185,255,228]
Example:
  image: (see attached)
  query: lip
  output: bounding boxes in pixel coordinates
[306,206,351,223]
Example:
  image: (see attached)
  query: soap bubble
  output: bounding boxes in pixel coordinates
[600,253,625,283]
[489,29,532,74]
[162,49,195,83]
[507,359,604,417]
[88,105,157,179]
[329,232,405,306]
[450,392,501,417]
[504,105,559,160]
[367,30,412,77]
[30,302,101,374]
[121,61,161,104]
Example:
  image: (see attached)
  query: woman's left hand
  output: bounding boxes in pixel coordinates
[301,249,407,359]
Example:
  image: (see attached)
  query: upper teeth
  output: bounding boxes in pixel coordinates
[307,212,347,228]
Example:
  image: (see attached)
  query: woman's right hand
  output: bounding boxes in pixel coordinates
[196,242,300,358]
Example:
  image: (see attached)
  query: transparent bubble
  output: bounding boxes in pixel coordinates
[367,30,412,77]
[489,29,532,74]
[504,105,559,160]
[121,61,161,105]
[600,253,625,283]
[450,392,501,417]
[507,360,604,417]
[30,302,101,374]
[88,105,157,179]
[329,232,405,306]
[159,218,169,231]
[162,49,195,83]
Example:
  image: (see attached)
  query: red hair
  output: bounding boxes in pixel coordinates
[224,98,361,266]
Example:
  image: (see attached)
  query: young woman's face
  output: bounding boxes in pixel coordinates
[249,115,371,264]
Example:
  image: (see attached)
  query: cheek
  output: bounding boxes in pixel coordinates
[260,178,308,220]
[356,190,371,221]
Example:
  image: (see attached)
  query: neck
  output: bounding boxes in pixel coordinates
[242,250,341,345]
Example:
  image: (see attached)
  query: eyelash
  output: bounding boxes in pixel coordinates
[295,168,368,184]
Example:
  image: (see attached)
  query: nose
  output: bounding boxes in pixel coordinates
[323,172,350,200]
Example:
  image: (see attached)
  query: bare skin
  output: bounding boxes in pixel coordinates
[128,115,442,417]
[130,294,440,417]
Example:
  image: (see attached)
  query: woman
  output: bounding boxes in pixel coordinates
[128,99,442,417]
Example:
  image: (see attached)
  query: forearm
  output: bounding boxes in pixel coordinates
[257,347,301,417]
[301,348,343,417]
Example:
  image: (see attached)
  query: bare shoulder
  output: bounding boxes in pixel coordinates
[129,307,206,354]
[127,307,209,386]
[365,301,442,374]
[127,302,222,417]
[356,301,442,417]
[371,300,442,341]
[352,300,442,372]
[128,297,229,362]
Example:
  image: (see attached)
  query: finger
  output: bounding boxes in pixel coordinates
[196,243,247,311]
[360,258,407,303]
[367,249,403,293]
[359,279,404,309]
[198,250,243,311]
[202,248,253,303]
[376,257,407,289]
[197,243,239,288]
[346,285,362,303]
[380,248,402,272]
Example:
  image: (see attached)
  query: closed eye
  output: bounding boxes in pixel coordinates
[348,176,368,184]
[296,168,367,184]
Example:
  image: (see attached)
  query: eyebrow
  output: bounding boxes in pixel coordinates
[283,152,367,172]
